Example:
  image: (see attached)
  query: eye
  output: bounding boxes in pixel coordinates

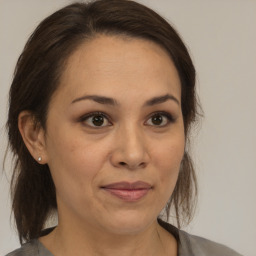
[79,112,111,128]
[145,112,174,127]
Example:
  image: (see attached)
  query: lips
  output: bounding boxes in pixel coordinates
[101,181,152,202]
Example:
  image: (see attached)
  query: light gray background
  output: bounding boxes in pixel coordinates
[0,0,255,255]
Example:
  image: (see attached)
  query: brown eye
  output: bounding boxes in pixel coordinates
[80,112,111,128]
[151,114,163,125]
[145,112,173,127]
[92,115,105,126]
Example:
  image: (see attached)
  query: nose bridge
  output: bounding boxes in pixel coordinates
[122,122,144,154]
[112,121,149,169]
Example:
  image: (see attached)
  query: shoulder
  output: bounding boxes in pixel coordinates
[158,219,243,256]
[5,240,39,256]
[178,229,243,256]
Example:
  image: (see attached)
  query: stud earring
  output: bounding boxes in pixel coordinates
[38,156,42,162]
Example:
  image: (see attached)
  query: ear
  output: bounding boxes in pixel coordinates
[18,111,48,164]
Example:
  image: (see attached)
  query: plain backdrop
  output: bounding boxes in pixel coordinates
[0,0,255,255]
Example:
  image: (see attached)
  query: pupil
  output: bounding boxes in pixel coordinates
[92,115,104,126]
[152,115,162,125]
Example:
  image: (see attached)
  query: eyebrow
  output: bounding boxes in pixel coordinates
[71,93,179,106]
[144,94,180,106]
[71,95,117,105]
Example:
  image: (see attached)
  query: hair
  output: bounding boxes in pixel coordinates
[7,0,199,243]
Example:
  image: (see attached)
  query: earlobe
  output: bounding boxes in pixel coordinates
[18,111,48,164]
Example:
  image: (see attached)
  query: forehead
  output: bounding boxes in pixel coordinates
[55,35,181,103]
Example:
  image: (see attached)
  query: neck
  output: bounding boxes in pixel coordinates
[40,218,177,256]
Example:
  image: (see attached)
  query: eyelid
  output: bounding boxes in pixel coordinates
[78,110,175,128]
[144,111,175,127]
[79,111,112,127]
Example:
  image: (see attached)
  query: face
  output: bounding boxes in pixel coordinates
[43,35,185,235]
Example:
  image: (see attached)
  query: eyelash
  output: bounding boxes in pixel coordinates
[79,111,175,128]
[145,111,175,127]
[79,111,112,128]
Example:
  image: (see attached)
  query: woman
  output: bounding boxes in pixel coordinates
[5,0,242,255]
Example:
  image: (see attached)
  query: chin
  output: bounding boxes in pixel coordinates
[100,210,156,235]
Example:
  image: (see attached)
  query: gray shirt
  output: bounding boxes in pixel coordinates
[5,221,243,256]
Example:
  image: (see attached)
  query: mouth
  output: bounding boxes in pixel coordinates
[100,181,153,202]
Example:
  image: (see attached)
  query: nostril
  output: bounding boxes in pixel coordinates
[118,161,146,169]
[139,162,146,168]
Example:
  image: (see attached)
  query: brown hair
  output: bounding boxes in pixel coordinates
[7,0,199,243]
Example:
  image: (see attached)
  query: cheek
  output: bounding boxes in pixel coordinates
[45,130,107,193]
[152,134,185,189]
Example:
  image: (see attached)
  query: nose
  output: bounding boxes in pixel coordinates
[110,125,150,170]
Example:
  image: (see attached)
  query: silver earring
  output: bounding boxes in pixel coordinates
[38,156,42,162]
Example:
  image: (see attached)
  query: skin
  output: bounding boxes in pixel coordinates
[19,35,185,256]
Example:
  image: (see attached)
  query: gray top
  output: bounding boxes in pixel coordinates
[5,221,243,256]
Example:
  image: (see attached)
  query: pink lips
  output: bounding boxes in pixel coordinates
[101,181,152,202]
